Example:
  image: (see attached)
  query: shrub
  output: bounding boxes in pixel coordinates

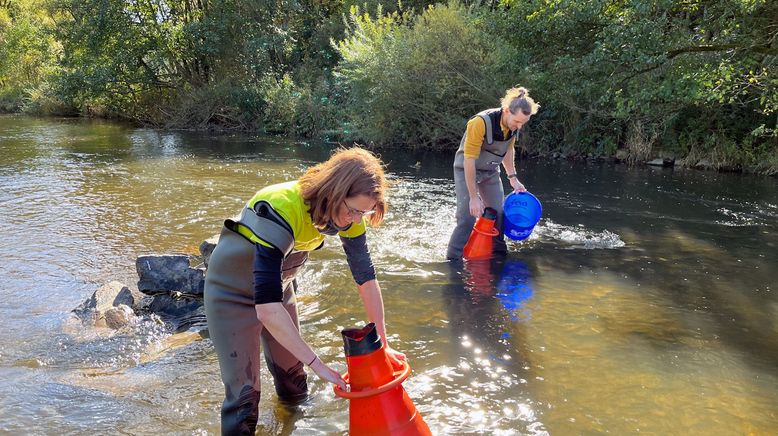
[334,1,518,148]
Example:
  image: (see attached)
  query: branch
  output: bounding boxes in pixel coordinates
[667,43,776,58]
[620,40,777,84]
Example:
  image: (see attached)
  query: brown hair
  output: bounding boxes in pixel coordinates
[299,147,388,228]
[501,87,540,116]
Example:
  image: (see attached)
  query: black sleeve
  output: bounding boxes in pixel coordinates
[253,243,284,304]
[340,233,376,285]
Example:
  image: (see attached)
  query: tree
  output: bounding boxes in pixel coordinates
[497,0,777,167]
[0,0,58,111]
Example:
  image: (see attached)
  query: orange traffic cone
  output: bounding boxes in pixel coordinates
[463,207,500,260]
[333,323,432,436]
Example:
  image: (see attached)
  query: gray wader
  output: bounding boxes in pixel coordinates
[204,226,310,435]
[446,108,515,260]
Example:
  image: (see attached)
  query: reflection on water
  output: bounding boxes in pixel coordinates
[497,260,535,323]
[1,115,777,434]
[432,257,544,435]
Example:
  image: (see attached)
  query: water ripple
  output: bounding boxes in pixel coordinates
[532,219,626,249]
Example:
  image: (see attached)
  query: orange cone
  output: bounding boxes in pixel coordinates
[463,207,500,260]
[333,323,432,436]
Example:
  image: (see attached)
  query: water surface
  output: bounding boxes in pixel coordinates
[1,115,776,434]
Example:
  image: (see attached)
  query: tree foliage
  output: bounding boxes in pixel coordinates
[0,0,775,172]
[496,0,777,167]
[335,2,518,147]
[0,0,58,111]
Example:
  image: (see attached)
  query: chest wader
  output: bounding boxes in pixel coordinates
[204,201,310,436]
[446,108,516,260]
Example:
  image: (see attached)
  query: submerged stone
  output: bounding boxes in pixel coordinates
[104,304,136,329]
[147,292,207,333]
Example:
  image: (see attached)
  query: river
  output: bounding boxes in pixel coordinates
[1,114,776,434]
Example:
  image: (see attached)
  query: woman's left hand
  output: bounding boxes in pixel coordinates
[510,177,527,193]
[385,345,407,369]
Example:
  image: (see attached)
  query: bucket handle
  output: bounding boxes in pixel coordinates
[472,227,499,237]
[333,360,411,399]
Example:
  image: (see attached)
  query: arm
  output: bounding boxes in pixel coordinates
[464,157,484,217]
[502,139,526,193]
[462,117,487,217]
[254,304,316,364]
[356,279,406,367]
[252,243,346,389]
[254,304,347,389]
[339,233,405,367]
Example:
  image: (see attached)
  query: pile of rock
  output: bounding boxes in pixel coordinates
[72,234,220,333]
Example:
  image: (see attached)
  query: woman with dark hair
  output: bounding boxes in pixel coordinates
[447,87,540,260]
[204,147,404,434]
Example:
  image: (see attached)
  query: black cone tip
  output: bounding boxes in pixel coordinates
[341,322,383,357]
[482,207,498,220]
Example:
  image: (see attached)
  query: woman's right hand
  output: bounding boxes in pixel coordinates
[310,357,348,391]
[469,196,484,218]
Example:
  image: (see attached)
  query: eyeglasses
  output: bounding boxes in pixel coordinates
[343,199,377,218]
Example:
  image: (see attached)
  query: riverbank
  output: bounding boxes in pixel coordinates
[2,110,775,176]
[4,1,775,177]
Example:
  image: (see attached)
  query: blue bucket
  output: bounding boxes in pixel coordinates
[503,192,542,241]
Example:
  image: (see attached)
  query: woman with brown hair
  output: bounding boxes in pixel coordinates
[204,147,405,435]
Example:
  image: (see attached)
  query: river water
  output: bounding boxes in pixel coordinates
[0,114,776,435]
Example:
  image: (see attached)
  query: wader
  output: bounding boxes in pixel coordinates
[446,108,516,260]
[204,226,310,435]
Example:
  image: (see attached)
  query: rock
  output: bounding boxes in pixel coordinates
[615,150,629,161]
[136,255,204,296]
[114,286,134,307]
[136,255,188,292]
[73,281,132,316]
[647,158,665,166]
[647,158,675,167]
[74,260,209,333]
[147,292,207,333]
[127,287,147,311]
[695,159,714,170]
[187,267,205,296]
[719,164,742,173]
[199,234,220,267]
[71,281,146,328]
[79,309,101,327]
[104,304,136,329]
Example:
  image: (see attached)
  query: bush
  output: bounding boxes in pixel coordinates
[21,82,78,116]
[0,87,23,113]
[496,0,778,172]
[334,1,518,148]
[260,75,300,134]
